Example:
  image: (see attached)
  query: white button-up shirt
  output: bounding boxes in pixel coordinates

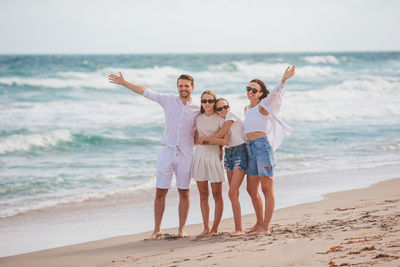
[143,89,200,155]
[259,82,293,151]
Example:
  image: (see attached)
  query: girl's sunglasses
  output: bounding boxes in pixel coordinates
[201,99,215,104]
[246,86,261,94]
[216,105,229,112]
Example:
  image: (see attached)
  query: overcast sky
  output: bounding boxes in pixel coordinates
[1,0,399,54]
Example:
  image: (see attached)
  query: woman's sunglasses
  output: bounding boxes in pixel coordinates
[201,99,216,104]
[216,105,229,112]
[246,86,261,94]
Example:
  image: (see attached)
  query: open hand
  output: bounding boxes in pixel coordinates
[282,65,296,83]
[108,72,125,85]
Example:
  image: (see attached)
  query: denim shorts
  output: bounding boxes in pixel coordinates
[246,136,275,177]
[224,143,248,171]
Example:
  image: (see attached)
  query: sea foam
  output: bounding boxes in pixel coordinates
[282,79,400,122]
[301,55,340,64]
[0,130,72,154]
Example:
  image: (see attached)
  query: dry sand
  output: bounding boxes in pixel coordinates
[1,178,399,267]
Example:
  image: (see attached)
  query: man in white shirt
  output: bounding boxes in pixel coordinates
[108,72,200,238]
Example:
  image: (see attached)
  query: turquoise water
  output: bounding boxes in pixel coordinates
[1,52,400,218]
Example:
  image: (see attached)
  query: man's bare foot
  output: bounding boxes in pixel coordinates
[245,224,261,234]
[151,231,163,239]
[229,230,245,237]
[196,229,210,237]
[178,230,189,238]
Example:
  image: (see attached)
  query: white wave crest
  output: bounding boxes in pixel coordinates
[302,55,340,64]
[0,76,109,90]
[208,61,290,78]
[282,79,400,122]
[104,65,186,87]
[206,61,340,81]
[295,65,341,79]
[0,62,342,91]
[0,65,187,90]
[381,143,400,151]
[0,130,72,154]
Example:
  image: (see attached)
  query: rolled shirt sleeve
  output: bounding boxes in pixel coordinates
[142,89,171,108]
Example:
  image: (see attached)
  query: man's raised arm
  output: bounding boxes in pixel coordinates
[108,72,147,95]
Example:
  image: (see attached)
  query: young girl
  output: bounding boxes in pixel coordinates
[244,66,295,235]
[199,98,247,236]
[191,90,227,236]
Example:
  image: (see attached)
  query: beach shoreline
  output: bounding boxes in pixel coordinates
[1,176,399,266]
[1,164,400,258]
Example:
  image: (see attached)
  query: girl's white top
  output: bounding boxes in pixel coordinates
[195,113,225,143]
[224,112,246,148]
[243,82,292,151]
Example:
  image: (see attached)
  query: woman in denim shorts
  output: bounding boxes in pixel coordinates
[198,98,247,236]
[243,66,295,235]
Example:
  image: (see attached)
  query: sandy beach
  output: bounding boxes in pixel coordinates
[1,178,399,267]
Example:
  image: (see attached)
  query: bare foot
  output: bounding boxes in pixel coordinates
[196,229,210,237]
[251,227,271,235]
[178,230,189,238]
[208,230,218,236]
[230,230,245,237]
[151,231,163,239]
[245,224,261,234]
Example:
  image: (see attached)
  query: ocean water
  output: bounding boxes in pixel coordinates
[1,53,400,247]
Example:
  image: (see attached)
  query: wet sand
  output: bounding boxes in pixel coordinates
[1,178,399,267]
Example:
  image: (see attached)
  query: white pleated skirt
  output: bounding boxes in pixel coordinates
[191,145,225,183]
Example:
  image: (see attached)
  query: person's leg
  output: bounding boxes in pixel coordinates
[228,167,245,236]
[226,169,233,185]
[245,142,263,233]
[246,175,263,233]
[210,182,223,234]
[152,188,168,238]
[252,176,274,234]
[177,188,190,237]
[152,147,174,238]
[251,137,274,235]
[196,181,210,236]
[175,150,193,237]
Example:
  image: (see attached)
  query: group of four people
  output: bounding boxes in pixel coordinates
[108,65,295,238]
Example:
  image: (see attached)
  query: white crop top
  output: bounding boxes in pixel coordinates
[243,103,268,134]
[242,82,293,152]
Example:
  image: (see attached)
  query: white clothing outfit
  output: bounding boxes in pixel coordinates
[243,103,268,133]
[224,111,246,148]
[156,146,194,189]
[243,82,292,151]
[143,89,200,189]
[191,113,225,183]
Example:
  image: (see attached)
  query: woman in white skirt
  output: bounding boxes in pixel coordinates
[191,90,227,236]
[198,98,247,237]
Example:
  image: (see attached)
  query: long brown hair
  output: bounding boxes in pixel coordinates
[200,90,217,114]
[250,79,269,100]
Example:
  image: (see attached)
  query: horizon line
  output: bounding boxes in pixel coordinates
[1,50,400,56]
